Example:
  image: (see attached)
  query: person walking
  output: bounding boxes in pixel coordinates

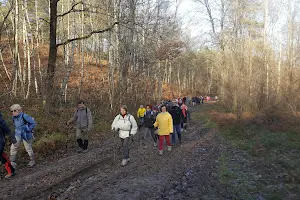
[153,104,173,155]
[0,112,17,178]
[181,101,188,131]
[137,105,146,130]
[143,105,157,147]
[67,100,93,153]
[192,97,196,106]
[169,101,184,146]
[112,105,138,166]
[10,104,36,168]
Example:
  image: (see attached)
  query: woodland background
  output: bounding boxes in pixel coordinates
[1,0,299,113]
[0,0,300,153]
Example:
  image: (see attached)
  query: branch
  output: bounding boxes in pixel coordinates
[56,22,119,47]
[57,1,84,18]
[38,17,50,24]
[0,3,13,33]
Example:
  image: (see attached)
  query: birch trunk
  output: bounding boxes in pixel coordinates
[0,50,11,81]
[78,3,85,98]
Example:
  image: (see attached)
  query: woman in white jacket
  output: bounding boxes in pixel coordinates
[111,105,138,166]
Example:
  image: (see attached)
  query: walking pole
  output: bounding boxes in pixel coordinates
[113,130,117,162]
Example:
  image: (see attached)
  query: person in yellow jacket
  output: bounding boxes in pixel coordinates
[153,104,173,155]
[137,105,146,129]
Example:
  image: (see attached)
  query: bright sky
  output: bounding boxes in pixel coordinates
[176,0,212,49]
[178,0,204,37]
[177,0,291,51]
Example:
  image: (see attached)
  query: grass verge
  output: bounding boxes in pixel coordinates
[199,103,300,199]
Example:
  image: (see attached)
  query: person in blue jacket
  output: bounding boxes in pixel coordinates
[10,104,36,168]
[0,112,17,178]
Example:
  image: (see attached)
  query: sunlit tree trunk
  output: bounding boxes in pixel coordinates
[78,2,85,98]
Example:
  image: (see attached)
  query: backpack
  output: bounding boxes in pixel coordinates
[13,113,36,139]
[13,113,35,127]
[76,108,89,124]
[76,108,87,114]
[144,111,155,127]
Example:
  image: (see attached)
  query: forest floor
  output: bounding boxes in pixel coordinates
[0,103,300,200]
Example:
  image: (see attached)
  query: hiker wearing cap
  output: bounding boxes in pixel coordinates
[0,112,17,178]
[10,104,36,168]
[67,100,93,153]
[153,104,173,155]
[111,105,138,166]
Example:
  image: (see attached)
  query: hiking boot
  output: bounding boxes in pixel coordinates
[127,158,130,162]
[83,140,88,150]
[121,159,128,166]
[153,142,157,147]
[5,172,16,179]
[82,148,89,153]
[159,150,163,155]
[167,146,172,151]
[27,161,35,167]
[77,147,83,153]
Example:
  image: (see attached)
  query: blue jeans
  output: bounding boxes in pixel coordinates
[172,124,182,144]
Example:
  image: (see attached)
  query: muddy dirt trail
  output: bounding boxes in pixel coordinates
[0,105,225,200]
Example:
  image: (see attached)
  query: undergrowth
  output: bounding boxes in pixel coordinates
[1,102,112,167]
[202,103,300,199]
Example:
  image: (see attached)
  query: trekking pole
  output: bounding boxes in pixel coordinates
[113,130,117,162]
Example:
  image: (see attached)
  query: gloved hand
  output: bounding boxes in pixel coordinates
[11,142,19,148]
[112,127,120,131]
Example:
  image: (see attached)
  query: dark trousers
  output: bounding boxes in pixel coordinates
[121,137,130,159]
[144,127,157,143]
[172,124,182,144]
[187,110,191,121]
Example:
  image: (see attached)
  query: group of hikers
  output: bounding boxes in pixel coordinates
[0,101,93,179]
[0,97,195,178]
[112,98,190,166]
[0,104,36,179]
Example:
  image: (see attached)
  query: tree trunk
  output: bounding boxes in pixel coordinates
[78,4,85,99]
[12,0,20,97]
[0,50,11,81]
[45,0,58,113]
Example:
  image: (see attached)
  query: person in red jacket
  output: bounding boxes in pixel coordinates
[0,112,17,178]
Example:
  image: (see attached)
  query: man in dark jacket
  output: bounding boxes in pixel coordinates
[143,105,157,147]
[169,101,184,145]
[0,112,17,178]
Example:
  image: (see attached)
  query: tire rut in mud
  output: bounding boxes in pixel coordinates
[3,105,220,200]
